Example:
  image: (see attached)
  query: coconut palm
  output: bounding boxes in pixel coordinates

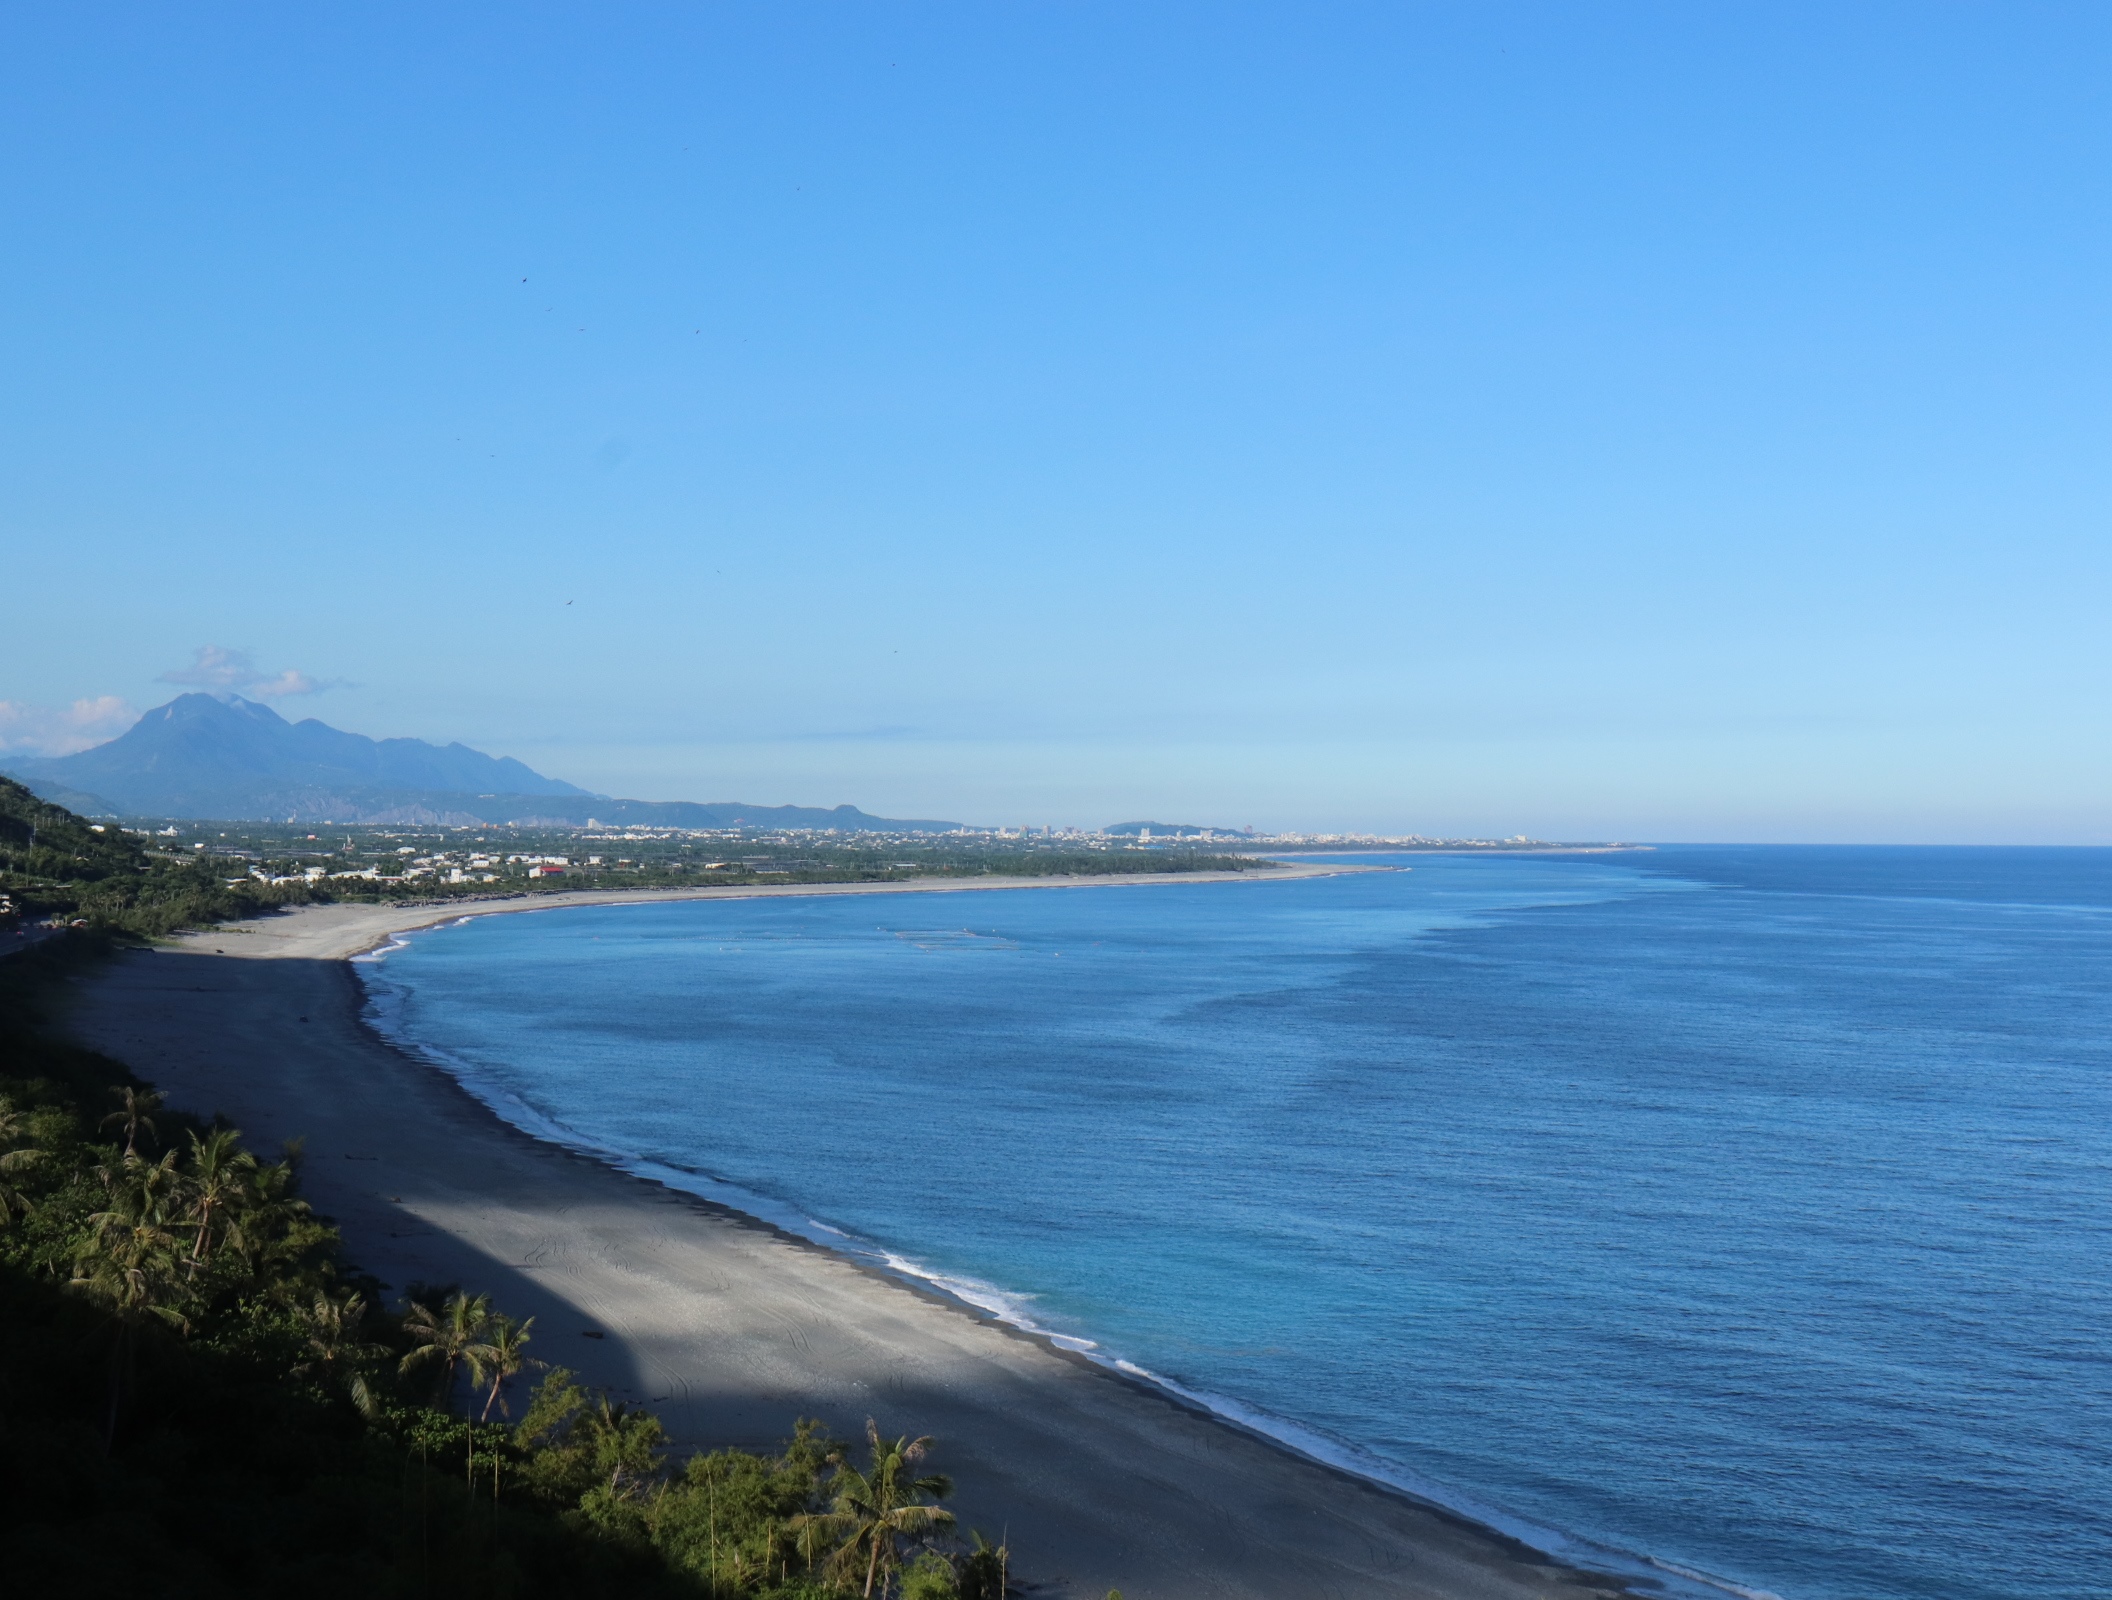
[101,1085,163,1158]
[219,1150,313,1282]
[86,1148,188,1246]
[470,1312,541,1421]
[792,1419,955,1599]
[71,1150,195,1445]
[579,1394,667,1498]
[400,1289,493,1411]
[180,1126,256,1272]
[0,1097,34,1143]
[958,1530,1010,1600]
[0,1097,43,1225]
[0,1143,38,1224]
[297,1287,388,1418]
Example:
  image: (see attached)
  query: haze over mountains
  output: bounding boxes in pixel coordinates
[1,695,959,831]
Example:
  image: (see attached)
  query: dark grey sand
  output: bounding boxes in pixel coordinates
[61,876,1631,1600]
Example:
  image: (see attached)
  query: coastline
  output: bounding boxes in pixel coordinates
[61,867,1639,1600]
[212,858,1378,962]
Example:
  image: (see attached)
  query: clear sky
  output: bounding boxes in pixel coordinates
[2,3,2107,840]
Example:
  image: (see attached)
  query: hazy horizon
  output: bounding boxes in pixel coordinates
[4,5,2108,844]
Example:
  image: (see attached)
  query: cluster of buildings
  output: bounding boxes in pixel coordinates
[180,822,1577,901]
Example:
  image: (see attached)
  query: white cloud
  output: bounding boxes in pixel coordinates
[159,645,342,699]
[248,667,326,697]
[0,695,138,757]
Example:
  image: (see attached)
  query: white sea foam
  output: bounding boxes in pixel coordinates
[1645,1558,1785,1600]
[353,926,1776,1600]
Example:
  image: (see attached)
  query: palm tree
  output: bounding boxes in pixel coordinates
[958,1530,1010,1600]
[86,1148,188,1246]
[579,1394,667,1498]
[471,1313,541,1421]
[792,1419,955,1599]
[180,1126,256,1272]
[400,1289,492,1411]
[71,1150,195,1445]
[101,1085,163,1157]
[0,1097,43,1225]
[219,1150,312,1282]
[298,1288,389,1418]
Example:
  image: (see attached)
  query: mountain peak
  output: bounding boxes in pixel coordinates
[2,696,963,832]
[165,691,286,721]
[2,696,590,818]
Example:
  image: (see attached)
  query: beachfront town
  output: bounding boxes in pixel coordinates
[70,821,1583,899]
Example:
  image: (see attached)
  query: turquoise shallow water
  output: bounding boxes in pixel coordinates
[359,848,2112,1600]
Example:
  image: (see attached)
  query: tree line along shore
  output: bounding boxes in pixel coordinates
[0,784,1270,931]
[0,776,1102,1599]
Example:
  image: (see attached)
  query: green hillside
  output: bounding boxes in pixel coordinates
[0,776,317,937]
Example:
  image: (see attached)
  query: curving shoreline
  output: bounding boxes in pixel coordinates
[60,869,1638,1600]
[234,859,1381,961]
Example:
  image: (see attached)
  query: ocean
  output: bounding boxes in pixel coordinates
[356,847,2112,1600]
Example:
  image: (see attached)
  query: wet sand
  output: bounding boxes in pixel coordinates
[61,872,1631,1600]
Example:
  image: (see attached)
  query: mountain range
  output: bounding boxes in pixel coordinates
[1,695,960,831]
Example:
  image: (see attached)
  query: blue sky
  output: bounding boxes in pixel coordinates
[2,3,2107,840]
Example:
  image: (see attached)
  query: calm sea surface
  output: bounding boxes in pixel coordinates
[360,848,2112,1600]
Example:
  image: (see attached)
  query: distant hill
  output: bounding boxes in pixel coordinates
[279,794,962,832]
[1,695,961,831]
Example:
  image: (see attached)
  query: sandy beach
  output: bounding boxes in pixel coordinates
[59,867,1632,1600]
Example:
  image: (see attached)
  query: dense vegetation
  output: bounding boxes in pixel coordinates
[0,776,321,938]
[0,784,1027,1598]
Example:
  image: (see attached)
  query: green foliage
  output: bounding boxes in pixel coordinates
[0,777,142,882]
[646,1418,840,1591]
[900,1551,960,1599]
[791,1420,957,1599]
[956,1532,1009,1600]
[0,774,323,937]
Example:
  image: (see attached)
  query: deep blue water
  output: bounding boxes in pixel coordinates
[360,848,2112,1600]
